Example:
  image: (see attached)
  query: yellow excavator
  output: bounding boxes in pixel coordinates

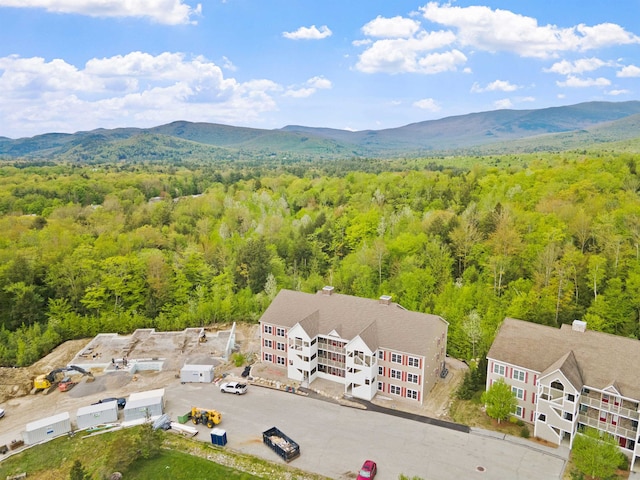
[32,365,94,394]
[189,406,222,428]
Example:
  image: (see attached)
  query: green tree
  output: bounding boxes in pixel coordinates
[481,378,517,424]
[69,459,91,480]
[572,427,625,480]
[138,422,163,459]
[235,238,272,294]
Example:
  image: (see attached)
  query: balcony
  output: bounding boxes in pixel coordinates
[578,414,637,440]
[317,357,345,369]
[539,387,565,402]
[580,396,640,420]
[317,343,346,354]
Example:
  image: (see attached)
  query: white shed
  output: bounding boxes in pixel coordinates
[124,389,165,422]
[23,411,71,444]
[76,402,118,430]
[180,363,214,383]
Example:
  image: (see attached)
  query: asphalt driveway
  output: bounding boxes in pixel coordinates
[164,380,569,480]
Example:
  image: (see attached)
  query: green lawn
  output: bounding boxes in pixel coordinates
[124,449,262,480]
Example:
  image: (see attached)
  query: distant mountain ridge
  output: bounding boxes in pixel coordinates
[1,100,640,160]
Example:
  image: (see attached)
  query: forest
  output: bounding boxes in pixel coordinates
[0,150,639,366]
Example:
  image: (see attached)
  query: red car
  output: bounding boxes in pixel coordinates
[357,460,377,479]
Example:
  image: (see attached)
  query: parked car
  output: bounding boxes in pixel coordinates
[95,397,127,409]
[220,382,248,395]
[356,460,377,479]
[0,407,5,419]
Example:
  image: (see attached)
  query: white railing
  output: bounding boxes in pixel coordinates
[578,414,637,440]
[580,396,639,420]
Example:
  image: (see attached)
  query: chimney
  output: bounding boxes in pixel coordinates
[322,286,334,296]
[379,295,392,306]
[572,320,587,333]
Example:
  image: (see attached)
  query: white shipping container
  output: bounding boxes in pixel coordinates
[23,412,71,445]
[129,388,165,403]
[76,402,118,430]
[180,364,214,383]
[123,396,163,422]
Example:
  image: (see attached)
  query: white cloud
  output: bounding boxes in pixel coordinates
[617,65,640,77]
[419,2,640,59]
[0,0,201,25]
[471,79,519,93]
[545,57,608,75]
[283,25,332,40]
[556,75,611,87]
[362,15,421,38]
[283,88,315,98]
[494,98,513,109]
[283,76,332,98]
[355,30,462,73]
[519,96,535,102]
[306,76,332,89]
[0,52,281,137]
[221,56,236,72]
[413,98,441,111]
[607,89,630,96]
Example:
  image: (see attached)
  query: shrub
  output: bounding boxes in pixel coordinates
[231,352,246,367]
[520,426,530,438]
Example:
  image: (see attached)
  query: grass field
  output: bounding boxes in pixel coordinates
[0,426,328,480]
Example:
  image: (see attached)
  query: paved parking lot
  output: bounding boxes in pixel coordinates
[164,380,569,480]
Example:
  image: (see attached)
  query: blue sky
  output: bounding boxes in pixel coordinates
[0,1,639,138]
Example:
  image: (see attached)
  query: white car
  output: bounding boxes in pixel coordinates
[220,382,248,395]
[0,408,5,418]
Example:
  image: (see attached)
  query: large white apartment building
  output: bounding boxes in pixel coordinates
[487,317,640,470]
[258,287,449,404]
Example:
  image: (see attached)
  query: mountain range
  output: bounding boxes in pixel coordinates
[1,100,640,161]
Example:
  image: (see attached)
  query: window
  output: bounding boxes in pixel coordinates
[513,405,523,418]
[390,385,401,395]
[538,413,546,422]
[512,369,525,382]
[264,339,273,348]
[391,353,402,364]
[391,369,401,380]
[512,386,524,400]
[378,350,384,359]
[264,325,272,334]
[566,393,575,402]
[264,353,272,362]
[408,357,419,368]
[406,389,418,400]
[378,366,383,376]
[407,373,419,384]
[365,379,370,385]
[377,382,384,391]
[277,342,285,351]
[277,356,285,365]
[276,327,286,336]
[493,363,505,376]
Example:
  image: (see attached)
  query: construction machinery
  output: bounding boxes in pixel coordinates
[189,406,222,428]
[32,365,93,394]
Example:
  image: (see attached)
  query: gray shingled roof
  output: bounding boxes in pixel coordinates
[488,318,640,400]
[259,289,448,356]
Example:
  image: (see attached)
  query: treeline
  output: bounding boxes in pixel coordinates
[0,152,639,366]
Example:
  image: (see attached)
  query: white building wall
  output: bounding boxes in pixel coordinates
[287,324,312,382]
[345,336,376,400]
